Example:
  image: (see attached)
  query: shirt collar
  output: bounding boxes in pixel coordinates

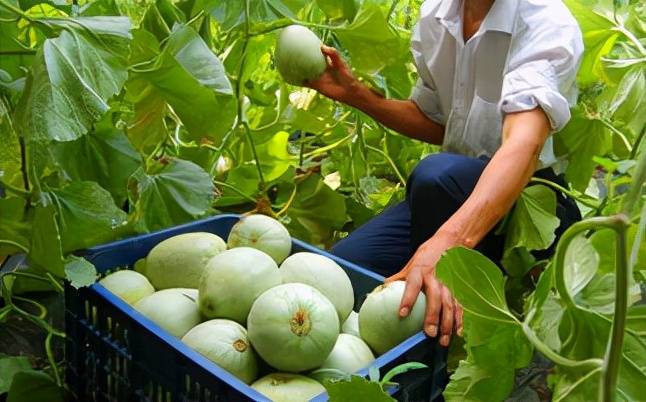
[435,0,517,35]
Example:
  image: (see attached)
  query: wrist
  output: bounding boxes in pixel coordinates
[433,227,476,249]
[345,81,378,109]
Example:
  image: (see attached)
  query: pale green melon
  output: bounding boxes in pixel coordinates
[358,281,425,355]
[280,252,354,322]
[99,270,154,305]
[275,25,327,86]
[247,283,339,372]
[251,373,325,402]
[182,319,258,384]
[227,214,291,264]
[320,334,375,374]
[198,247,281,323]
[341,311,360,337]
[134,288,201,338]
[145,232,227,290]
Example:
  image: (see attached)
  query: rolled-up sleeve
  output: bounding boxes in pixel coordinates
[500,7,583,132]
[409,20,445,125]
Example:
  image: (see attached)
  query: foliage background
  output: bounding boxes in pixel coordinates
[0,0,644,400]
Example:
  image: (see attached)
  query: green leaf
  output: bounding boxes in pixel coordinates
[64,256,98,289]
[553,307,646,401]
[51,123,141,205]
[316,0,358,20]
[45,181,128,252]
[563,235,599,296]
[609,66,646,136]
[15,17,131,142]
[29,203,64,277]
[141,0,186,41]
[325,375,395,402]
[214,164,262,207]
[501,185,560,275]
[165,24,232,95]
[129,158,214,232]
[563,0,620,84]
[285,174,347,246]
[0,97,22,189]
[0,355,32,394]
[437,248,532,401]
[18,0,70,12]
[576,273,642,314]
[256,131,296,181]
[443,358,516,402]
[555,108,612,191]
[0,198,30,257]
[196,0,297,31]
[335,4,407,73]
[133,24,236,143]
[6,370,64,402]
[437,248,515,322]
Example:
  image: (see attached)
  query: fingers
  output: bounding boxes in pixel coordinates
[321,45,345,70]
[438,286,454,347]
[454,299,464,337]
[423,275,442,337]
[385,262,410,283]
[398,271,422,318]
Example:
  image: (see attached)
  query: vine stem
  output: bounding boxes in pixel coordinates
[236,0,265,189]
[213,180,257,203]
[0,0,35,22]
[529,177,599,209]
[523,308,603,369]
[552,213,632,402]
[365,144,406,185]
[553,216,628,309]
[600,222,629,402]
[629,126,645,160]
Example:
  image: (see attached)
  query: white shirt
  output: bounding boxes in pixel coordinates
[410,0,583,168]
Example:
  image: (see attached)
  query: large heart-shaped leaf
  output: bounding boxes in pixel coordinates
[16,17,131,142]
[129,158,214,232]
[44,181,128,252]
[131,24,236,144]
[52,124,141,205]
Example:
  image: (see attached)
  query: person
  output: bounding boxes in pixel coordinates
[307,0,584,348]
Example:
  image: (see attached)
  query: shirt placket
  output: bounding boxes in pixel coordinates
[451,41,469,144]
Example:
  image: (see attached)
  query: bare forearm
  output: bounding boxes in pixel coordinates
[348,85,444,145]
[435,110,550,247]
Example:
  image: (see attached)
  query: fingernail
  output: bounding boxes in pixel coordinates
[399,307,409,317]
[440,335,450,346]
[457,327,464,337]
[427,325,437,337]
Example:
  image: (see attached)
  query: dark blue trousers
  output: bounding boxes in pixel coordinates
[331,153,581,277]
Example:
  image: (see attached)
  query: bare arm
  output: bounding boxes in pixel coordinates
[389,108,551,346]
[436,108,551,247]
[307,46,445,145]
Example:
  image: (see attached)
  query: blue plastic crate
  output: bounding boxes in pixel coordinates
[65,214,447,402]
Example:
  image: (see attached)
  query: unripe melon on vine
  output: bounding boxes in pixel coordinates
[247,283,339,372]
[182,319,258,384]
[358,281,426,354]
[134,288,201,338]
[320,333,375,374]
[99,270,154,305]
[227,214,291,264]
[198,247,281,323]
[280,252,354,322]
[251,373,325,402]
[145,232,227,289]
[275,25,327,86]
